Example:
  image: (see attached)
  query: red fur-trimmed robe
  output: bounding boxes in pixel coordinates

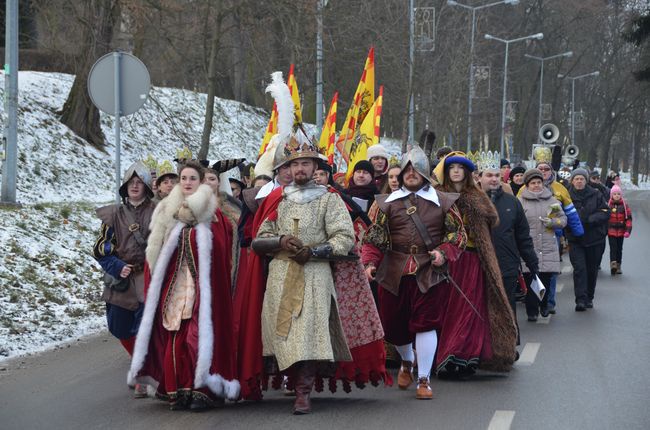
[128,185,239,403]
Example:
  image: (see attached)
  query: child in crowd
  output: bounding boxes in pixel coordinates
[607,185,632,275]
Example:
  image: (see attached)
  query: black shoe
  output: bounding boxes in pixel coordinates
[585,301,593,309]
[548,305,556,315]
[575,303,587,312]
[189,397,214,412]
[527,315,538,322]
[540,308,550,318]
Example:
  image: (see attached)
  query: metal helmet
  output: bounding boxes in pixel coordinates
[119,161,154,199]
[399,145,431,183]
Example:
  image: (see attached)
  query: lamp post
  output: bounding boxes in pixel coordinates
[557,71,600,146]
[485,32,544,156]
[524,50,573,137]
[447,0,519,153]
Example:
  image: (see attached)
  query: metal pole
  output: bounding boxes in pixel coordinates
[571,78,575,146]
[466,8,476,153]
[315,0,323,132]
[1,0,18,204]
[538,60,544,136]
[499,42,509,156]
[114,52,122,203]
[408,0,415,142]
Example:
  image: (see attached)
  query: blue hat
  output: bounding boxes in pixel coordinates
[444,155,476,172]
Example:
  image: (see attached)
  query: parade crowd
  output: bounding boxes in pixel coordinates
[91,76,633,415]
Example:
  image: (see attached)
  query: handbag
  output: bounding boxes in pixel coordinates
[103,272,130,292]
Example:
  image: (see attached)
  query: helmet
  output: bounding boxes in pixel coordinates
[119,161,154,199]
[399,145,431,183]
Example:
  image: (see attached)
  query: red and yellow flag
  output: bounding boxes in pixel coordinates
[318,92,338,165]
[336,47,375,163]
[258,64,303,158]
[346,85,384,182]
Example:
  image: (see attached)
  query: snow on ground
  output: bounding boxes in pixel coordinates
[0,71,402,361]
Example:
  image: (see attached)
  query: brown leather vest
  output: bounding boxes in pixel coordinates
[241,186,262,214]
[96,200,156,309]
[375,189,458,295]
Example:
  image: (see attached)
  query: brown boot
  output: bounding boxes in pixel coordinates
[293,362,315,415]
[610,261,618,276]
[398,360,414,390]
[415,377,433,400]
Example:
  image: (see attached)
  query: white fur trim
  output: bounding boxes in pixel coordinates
[129,221,240,400]
[128,222,185,386]
[185,184,218,224]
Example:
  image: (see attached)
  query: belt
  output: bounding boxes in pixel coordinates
[392,244,428,255]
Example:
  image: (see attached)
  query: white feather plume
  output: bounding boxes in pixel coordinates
[265,71,294,140]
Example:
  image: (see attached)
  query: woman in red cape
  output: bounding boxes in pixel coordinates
[236,185,390,400]
[128,161,239,410]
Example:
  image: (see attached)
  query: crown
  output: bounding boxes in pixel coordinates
[388,154,400,168]
[156,160,175,177]
[533,145,552,163]
[477,150,500,171]
[466,151,479,166]
[175,146,193,161]
[142,154,158,173]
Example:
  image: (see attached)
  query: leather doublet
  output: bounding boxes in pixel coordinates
[375,191,458,295]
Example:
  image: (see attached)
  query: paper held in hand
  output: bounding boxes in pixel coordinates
[530,274,546,301]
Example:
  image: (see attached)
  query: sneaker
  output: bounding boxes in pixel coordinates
[397,361,414,390]
[585,301,593,309]
[540,308,550,318]
[610,261,618,276]
[575,302,587,312]
[527,315,538,322]
[548,305,556,314]
[415,377,433,400]
[134,383,148,399]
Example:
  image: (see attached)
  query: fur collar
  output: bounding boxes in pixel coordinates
[146,184,218,270]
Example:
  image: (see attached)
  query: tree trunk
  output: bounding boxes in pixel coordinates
[59,1,120,148]
[199,3,224,160]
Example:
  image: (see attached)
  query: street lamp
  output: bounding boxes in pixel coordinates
[485,32,544,156]
[524,50,573,138]
[557,71,600,146]
[447,0,520,153]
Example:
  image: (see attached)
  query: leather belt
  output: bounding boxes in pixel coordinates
[392,244,427,255]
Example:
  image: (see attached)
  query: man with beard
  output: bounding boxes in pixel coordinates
[362,146,466,400]
[479,157,538,341]
[251,139,357,414]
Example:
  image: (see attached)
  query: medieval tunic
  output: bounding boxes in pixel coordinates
[128,184,239,406]
[256,186,355,371]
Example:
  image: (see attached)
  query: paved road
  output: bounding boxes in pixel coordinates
[2,191,650,430]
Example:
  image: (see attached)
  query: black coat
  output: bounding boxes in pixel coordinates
[567,185,610,247]
[588,181,610,201]
[487,187,539,278]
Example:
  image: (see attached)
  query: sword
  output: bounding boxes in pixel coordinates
[442,271,485,323]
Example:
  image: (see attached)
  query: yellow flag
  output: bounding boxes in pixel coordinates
[346,85,383,182]
[336,48,375,163]
[287,64,303,125]
[317,92,338,165]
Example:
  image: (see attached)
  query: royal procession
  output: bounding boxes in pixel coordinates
[1,1,649,429]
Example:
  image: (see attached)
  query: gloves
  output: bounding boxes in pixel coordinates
[176,202,197,225]
[624,232,630,238]
[289,247,311,265]
[280,235,303,252]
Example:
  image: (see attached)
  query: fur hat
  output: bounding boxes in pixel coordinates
[523,168,544,185]
[367,144,389,161]
[570,168,589,181]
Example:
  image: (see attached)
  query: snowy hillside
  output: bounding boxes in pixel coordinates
[0,71,403,360]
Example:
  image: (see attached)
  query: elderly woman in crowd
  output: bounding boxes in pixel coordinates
[518,168,567,321]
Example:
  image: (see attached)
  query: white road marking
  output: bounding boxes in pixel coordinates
[516,342,540,366]
[487,410,516,430]
[556,282,564,293]
[562,266,572,274]
[537,314,551,324]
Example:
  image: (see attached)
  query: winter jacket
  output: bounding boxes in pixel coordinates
[607,198,632,238]
[518,188,567,274]
[589,181,610,201]
[488,186,539,278]
[566,185,610,247]
[519,176,584,237]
